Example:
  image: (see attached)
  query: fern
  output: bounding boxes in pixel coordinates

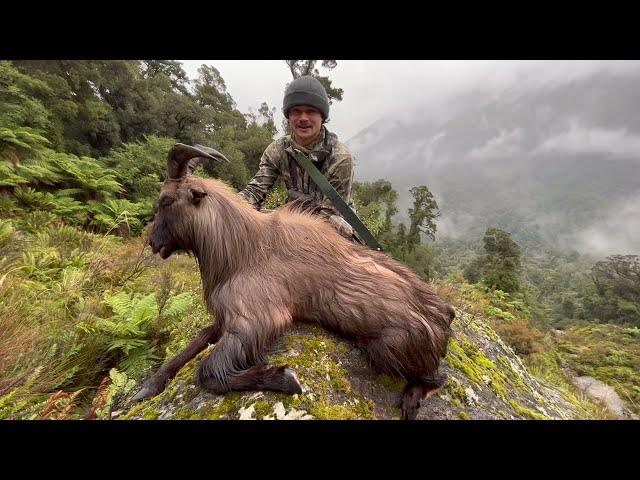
[0,219,14,249]
[14,211,58,235]
[0,162,29,188]
[52,197,88,225]
[82,290,194,376]
[161,292,194,319]
[12,186,57,210]
[103,291,137,319]
[0,366,45,420]
[0,126,50,164]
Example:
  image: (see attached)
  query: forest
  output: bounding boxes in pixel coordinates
[0,60,638,419]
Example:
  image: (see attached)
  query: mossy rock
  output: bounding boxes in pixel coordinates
[117,311,586,420]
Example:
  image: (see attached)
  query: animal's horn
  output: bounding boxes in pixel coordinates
[167,143,230,179]
[193,144,230,164]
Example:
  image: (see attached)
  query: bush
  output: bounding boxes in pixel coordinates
[492,318,543,356]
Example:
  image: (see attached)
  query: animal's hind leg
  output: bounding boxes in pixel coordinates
[401,374,447,420]
[131,323,222,403]
[197,331,302,396]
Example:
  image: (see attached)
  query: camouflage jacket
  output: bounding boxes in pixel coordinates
[238,126,355,219]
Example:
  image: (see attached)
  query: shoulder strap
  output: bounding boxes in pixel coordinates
[290,149,383,251]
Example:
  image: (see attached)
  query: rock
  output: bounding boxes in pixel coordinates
[119,309,587,420]
[572,376,637,419]
[238,404,255,420]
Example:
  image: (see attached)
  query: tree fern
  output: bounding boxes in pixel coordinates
[12,186,57,210]
[14,211,58,235]
[88,199,144,235]
[0,127,50,163]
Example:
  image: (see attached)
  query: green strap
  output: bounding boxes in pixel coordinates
[290,150,383,251]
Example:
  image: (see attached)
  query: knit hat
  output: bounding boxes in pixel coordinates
[283,75,330,120]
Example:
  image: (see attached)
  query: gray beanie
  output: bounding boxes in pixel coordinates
[283,75,330,120]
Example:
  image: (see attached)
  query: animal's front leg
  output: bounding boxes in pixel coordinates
[400,374,446,420]
[130,323,222,403]
[195,306,300,395]
[196,332,302,395]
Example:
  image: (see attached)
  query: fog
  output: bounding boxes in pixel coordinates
[179,60,640,257]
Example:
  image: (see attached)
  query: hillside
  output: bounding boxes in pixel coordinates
[347,68,640,256]
[1,59,637,421]
[0,223,610,421]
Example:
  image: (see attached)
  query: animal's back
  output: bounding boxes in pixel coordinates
[264,206,453,380]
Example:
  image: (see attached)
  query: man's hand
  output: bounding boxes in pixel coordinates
[329,214,355,239]
[288,188,314,203]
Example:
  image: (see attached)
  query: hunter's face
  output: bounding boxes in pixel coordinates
[288,105,323,146]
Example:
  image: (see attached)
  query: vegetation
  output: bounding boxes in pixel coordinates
[0,59,636,419]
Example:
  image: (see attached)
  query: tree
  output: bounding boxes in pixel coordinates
[481,227,522,293]
[463,255,486,284]
[592,255,640,303]
[0,61,54,162]
[142,60,190,94]
[353,179,398,230]
[284,60,343,104]
[407,185,440,246]
[584,255,640,326]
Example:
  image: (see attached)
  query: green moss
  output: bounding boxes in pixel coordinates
[508,400,549,420]
[274,330,361,400]
[119,402,147,420]
[252,400,274,419]
[308,399,374,420]
[458,411,470,420]
[172,407,202,420]
[444,376,468,407]
[142,409,159,420]
[553,324,640,416]
[446,339,510,400]
[378,374,406,392]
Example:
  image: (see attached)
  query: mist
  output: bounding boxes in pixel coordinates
[179,60,640,257]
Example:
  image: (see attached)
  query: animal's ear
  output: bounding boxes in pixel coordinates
[191,188,207,205]
[167,143,229,180]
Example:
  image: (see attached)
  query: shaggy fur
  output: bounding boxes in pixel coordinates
[136,145,455,420]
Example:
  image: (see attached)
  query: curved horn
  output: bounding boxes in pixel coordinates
[167,143,229,179]
[193,144,230,164]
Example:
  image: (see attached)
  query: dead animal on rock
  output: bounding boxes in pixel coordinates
[133,143,455,420]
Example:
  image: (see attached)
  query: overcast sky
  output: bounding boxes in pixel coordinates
[179,60,640,141]
[178,60,640,256]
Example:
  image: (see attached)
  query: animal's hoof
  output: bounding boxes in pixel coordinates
[282,367,303,395]
[130,385,162,404]
[130,387,153,403]
[401,406,419,421]
[400,394,421,420]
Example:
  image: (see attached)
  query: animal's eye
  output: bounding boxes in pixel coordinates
[160,196,175,208]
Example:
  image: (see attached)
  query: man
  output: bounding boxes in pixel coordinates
[238,75,356,240]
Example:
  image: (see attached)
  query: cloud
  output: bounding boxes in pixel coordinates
[573,194,640,256]
[538,120,640,158]
[467,128,524,160]
[178,60,640,142]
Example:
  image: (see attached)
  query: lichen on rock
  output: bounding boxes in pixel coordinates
[117,309,588,420]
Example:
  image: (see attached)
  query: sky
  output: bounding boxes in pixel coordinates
[179,60,640,141]
[179,60,640,256]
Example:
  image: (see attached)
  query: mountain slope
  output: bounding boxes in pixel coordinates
[118,306,592,420]
[347,68,640,256]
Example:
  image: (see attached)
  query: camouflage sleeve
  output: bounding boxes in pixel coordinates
[317,151,355,218]
[238,142,281,209]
